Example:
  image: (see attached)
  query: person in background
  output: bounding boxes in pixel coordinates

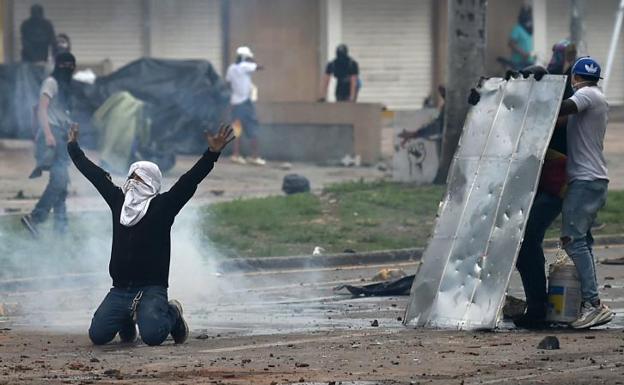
[508,4,535,70]
[21,53,76,237]
[398,85,446,147]
[319,44,360,102]
[20,4,56,63]
[226,46,265,166]
[513,40,578,329]
[68,123,234,346]
[53,33,72,58]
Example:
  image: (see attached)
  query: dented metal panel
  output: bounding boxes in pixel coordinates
[404,75,567,330]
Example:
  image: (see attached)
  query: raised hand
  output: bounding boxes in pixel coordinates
[206,124,235,152]
[68,122,79,143]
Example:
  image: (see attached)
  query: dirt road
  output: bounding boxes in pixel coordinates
[1,245,623,384]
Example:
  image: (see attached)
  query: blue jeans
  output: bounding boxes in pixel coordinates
[231,99,259,139]
[561,179,608,304]
[89,286,179,346]
[516,191,563,316]
[31,126,69,232]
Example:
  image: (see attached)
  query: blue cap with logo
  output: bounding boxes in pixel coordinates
[571,56,602,79]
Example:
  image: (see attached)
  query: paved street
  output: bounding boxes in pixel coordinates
[1,243,623,384]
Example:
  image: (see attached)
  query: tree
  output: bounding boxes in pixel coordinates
[436,0,488,183]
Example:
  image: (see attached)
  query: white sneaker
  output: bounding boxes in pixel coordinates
[570,302,614,329]
[247,157,266,166]
[230,155,247,165]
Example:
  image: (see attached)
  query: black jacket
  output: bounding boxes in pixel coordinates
[68,142,219,288]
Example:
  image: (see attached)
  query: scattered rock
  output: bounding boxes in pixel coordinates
[502,295,527,319]
[278,162,292,171]
[103,369,121,377]
[341,154,361,167]
[604,284,612,289]
[372,268,406,281]
[196,333,210,340]
[371,320,379,327]
[90,358,100,363]
[295,362,309,368]
[537,336,560,350]
[601,257,624,265]
[585,335,596,340]
[210,190,225,196]
[605,276,615,280]
[312,246,325,256]
[282,174,311,195]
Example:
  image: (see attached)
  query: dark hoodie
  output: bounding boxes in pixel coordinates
[20,4,56,62]
[325,44,359,101]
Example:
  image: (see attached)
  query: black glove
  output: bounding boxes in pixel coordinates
[520,65,548,81]
[467,88,481,106]
[505,70,520,81]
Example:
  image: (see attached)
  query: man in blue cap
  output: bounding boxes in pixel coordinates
[557,57,614,328]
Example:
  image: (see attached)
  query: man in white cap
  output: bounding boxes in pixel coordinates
[67,123,234,346]
[225,46,265,165]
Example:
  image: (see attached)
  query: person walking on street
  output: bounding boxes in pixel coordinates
[20,4,56,63]
[67,123,234,346]
[21,52,76,237]
[226,46,265,166]
[556,57,614,329]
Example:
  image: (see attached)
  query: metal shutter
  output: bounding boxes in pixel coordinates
[150,0,222,71]
[13,0,143,70]
[342,0,433,110]
[546,0,624,104]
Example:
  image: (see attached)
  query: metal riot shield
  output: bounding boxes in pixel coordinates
[404,75,567,330]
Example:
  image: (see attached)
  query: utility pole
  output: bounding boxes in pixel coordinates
[436,0,487,183]
[570,0,586,54]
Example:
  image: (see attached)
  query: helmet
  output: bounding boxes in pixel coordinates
[571,56,602,79]
[236,46,254,59]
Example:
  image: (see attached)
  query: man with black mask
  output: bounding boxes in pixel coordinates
[319,44,360,102]
[20,4,56,63]
[22,52,76,237]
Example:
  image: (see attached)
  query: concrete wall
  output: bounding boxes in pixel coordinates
[236,102,383,164]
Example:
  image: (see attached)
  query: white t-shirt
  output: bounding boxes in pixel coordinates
[225,61,257,105]
[566,85,609,182]
[40,77,72,128]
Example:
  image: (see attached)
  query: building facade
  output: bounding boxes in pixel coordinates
[2,0,624,108]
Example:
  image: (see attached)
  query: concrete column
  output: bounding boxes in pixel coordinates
[532,0,548,66]
[320,0,342,101]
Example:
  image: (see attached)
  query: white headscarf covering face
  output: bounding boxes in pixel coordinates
[120,161,162,227]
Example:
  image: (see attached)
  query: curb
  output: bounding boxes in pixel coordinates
[217,247,423,272]
[218,234,624,272]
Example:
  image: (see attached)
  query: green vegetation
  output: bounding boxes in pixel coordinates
[2,182,624,269]
[202,181,445,257]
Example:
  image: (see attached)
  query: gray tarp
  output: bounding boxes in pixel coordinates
[404,75,567,330]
